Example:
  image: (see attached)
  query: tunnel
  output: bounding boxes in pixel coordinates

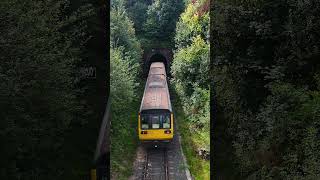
[144,53,170,76]
[143,48,173,77]
[147,54,168,74]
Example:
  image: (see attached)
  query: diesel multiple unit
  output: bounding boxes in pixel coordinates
[138,62,174,143]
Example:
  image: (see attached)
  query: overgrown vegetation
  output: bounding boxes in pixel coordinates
[126,0,184,49]
[212,0,320,179]
[173,97,210,180]
[171,0,210,179]
[0,0,107,179]
[110,0,142,179]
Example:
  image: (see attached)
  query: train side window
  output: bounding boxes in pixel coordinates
[162,114,170,129]
[151,115,160,129]
[141,115,149,129]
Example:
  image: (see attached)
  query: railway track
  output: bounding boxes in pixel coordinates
[142,147,169,180]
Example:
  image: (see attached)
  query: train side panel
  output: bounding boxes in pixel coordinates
[138,62,174,143]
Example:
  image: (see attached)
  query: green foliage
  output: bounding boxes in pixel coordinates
[110,0,142,179]
[110,2,142,68]
[171,0,210,178]
[233,83,320,179]
[125,0,184,49]
[143,0,184,44]
[126,0,149,34]
[172,0,210,133]
[212,0,320,178]
[172,36,209,97]
[0,0,97,179]
[175,0,209,49]
[174,101,210,180]
[110,48,139,179]
[110,48,138,114]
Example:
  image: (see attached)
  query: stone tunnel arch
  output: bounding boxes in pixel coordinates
[143,48,173,77]
[148,53,167,74]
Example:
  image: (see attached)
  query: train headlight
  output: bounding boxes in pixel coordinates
[164,130,171,134]
[141,131,148,134]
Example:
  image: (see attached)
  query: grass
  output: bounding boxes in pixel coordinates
[110,81,145,180]
[173,100,210,180]
[110,98,140,180]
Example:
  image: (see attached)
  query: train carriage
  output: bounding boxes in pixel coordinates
[138,62,174,143]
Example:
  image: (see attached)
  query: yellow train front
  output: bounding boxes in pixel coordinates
[138,62,174,145]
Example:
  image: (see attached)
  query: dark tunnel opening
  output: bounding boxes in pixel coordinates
[146,53,169,76]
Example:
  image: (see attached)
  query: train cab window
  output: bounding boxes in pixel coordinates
[140,110,171,129]
[151,115,160,129]
[141,116,149,129]
[162,114,170,129]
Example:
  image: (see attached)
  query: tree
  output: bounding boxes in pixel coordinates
[126,0,149,35]
[143,0,184,44]
[110,0,142,179]
[175,0,209,49]
[0,0,96,179]
[211,0,320,178]
[171,0,210,178]
[111,1,142,68]
[172,0,210,132]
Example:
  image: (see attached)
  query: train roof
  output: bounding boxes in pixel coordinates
[139,62,172,112]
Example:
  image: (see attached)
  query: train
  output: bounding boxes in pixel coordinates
[138,62,174,145]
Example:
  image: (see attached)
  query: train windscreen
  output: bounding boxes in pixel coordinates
[140,110,171,129]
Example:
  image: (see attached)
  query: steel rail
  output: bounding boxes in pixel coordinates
[143,149,149,180]
[163,148,169,180]
[142,147,170,180]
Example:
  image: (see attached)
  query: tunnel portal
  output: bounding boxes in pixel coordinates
[143,48,173,77]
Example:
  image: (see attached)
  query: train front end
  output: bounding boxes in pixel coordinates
[138,109,174,143]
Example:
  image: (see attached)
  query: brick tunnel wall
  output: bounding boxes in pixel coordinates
[143,48,173,77]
